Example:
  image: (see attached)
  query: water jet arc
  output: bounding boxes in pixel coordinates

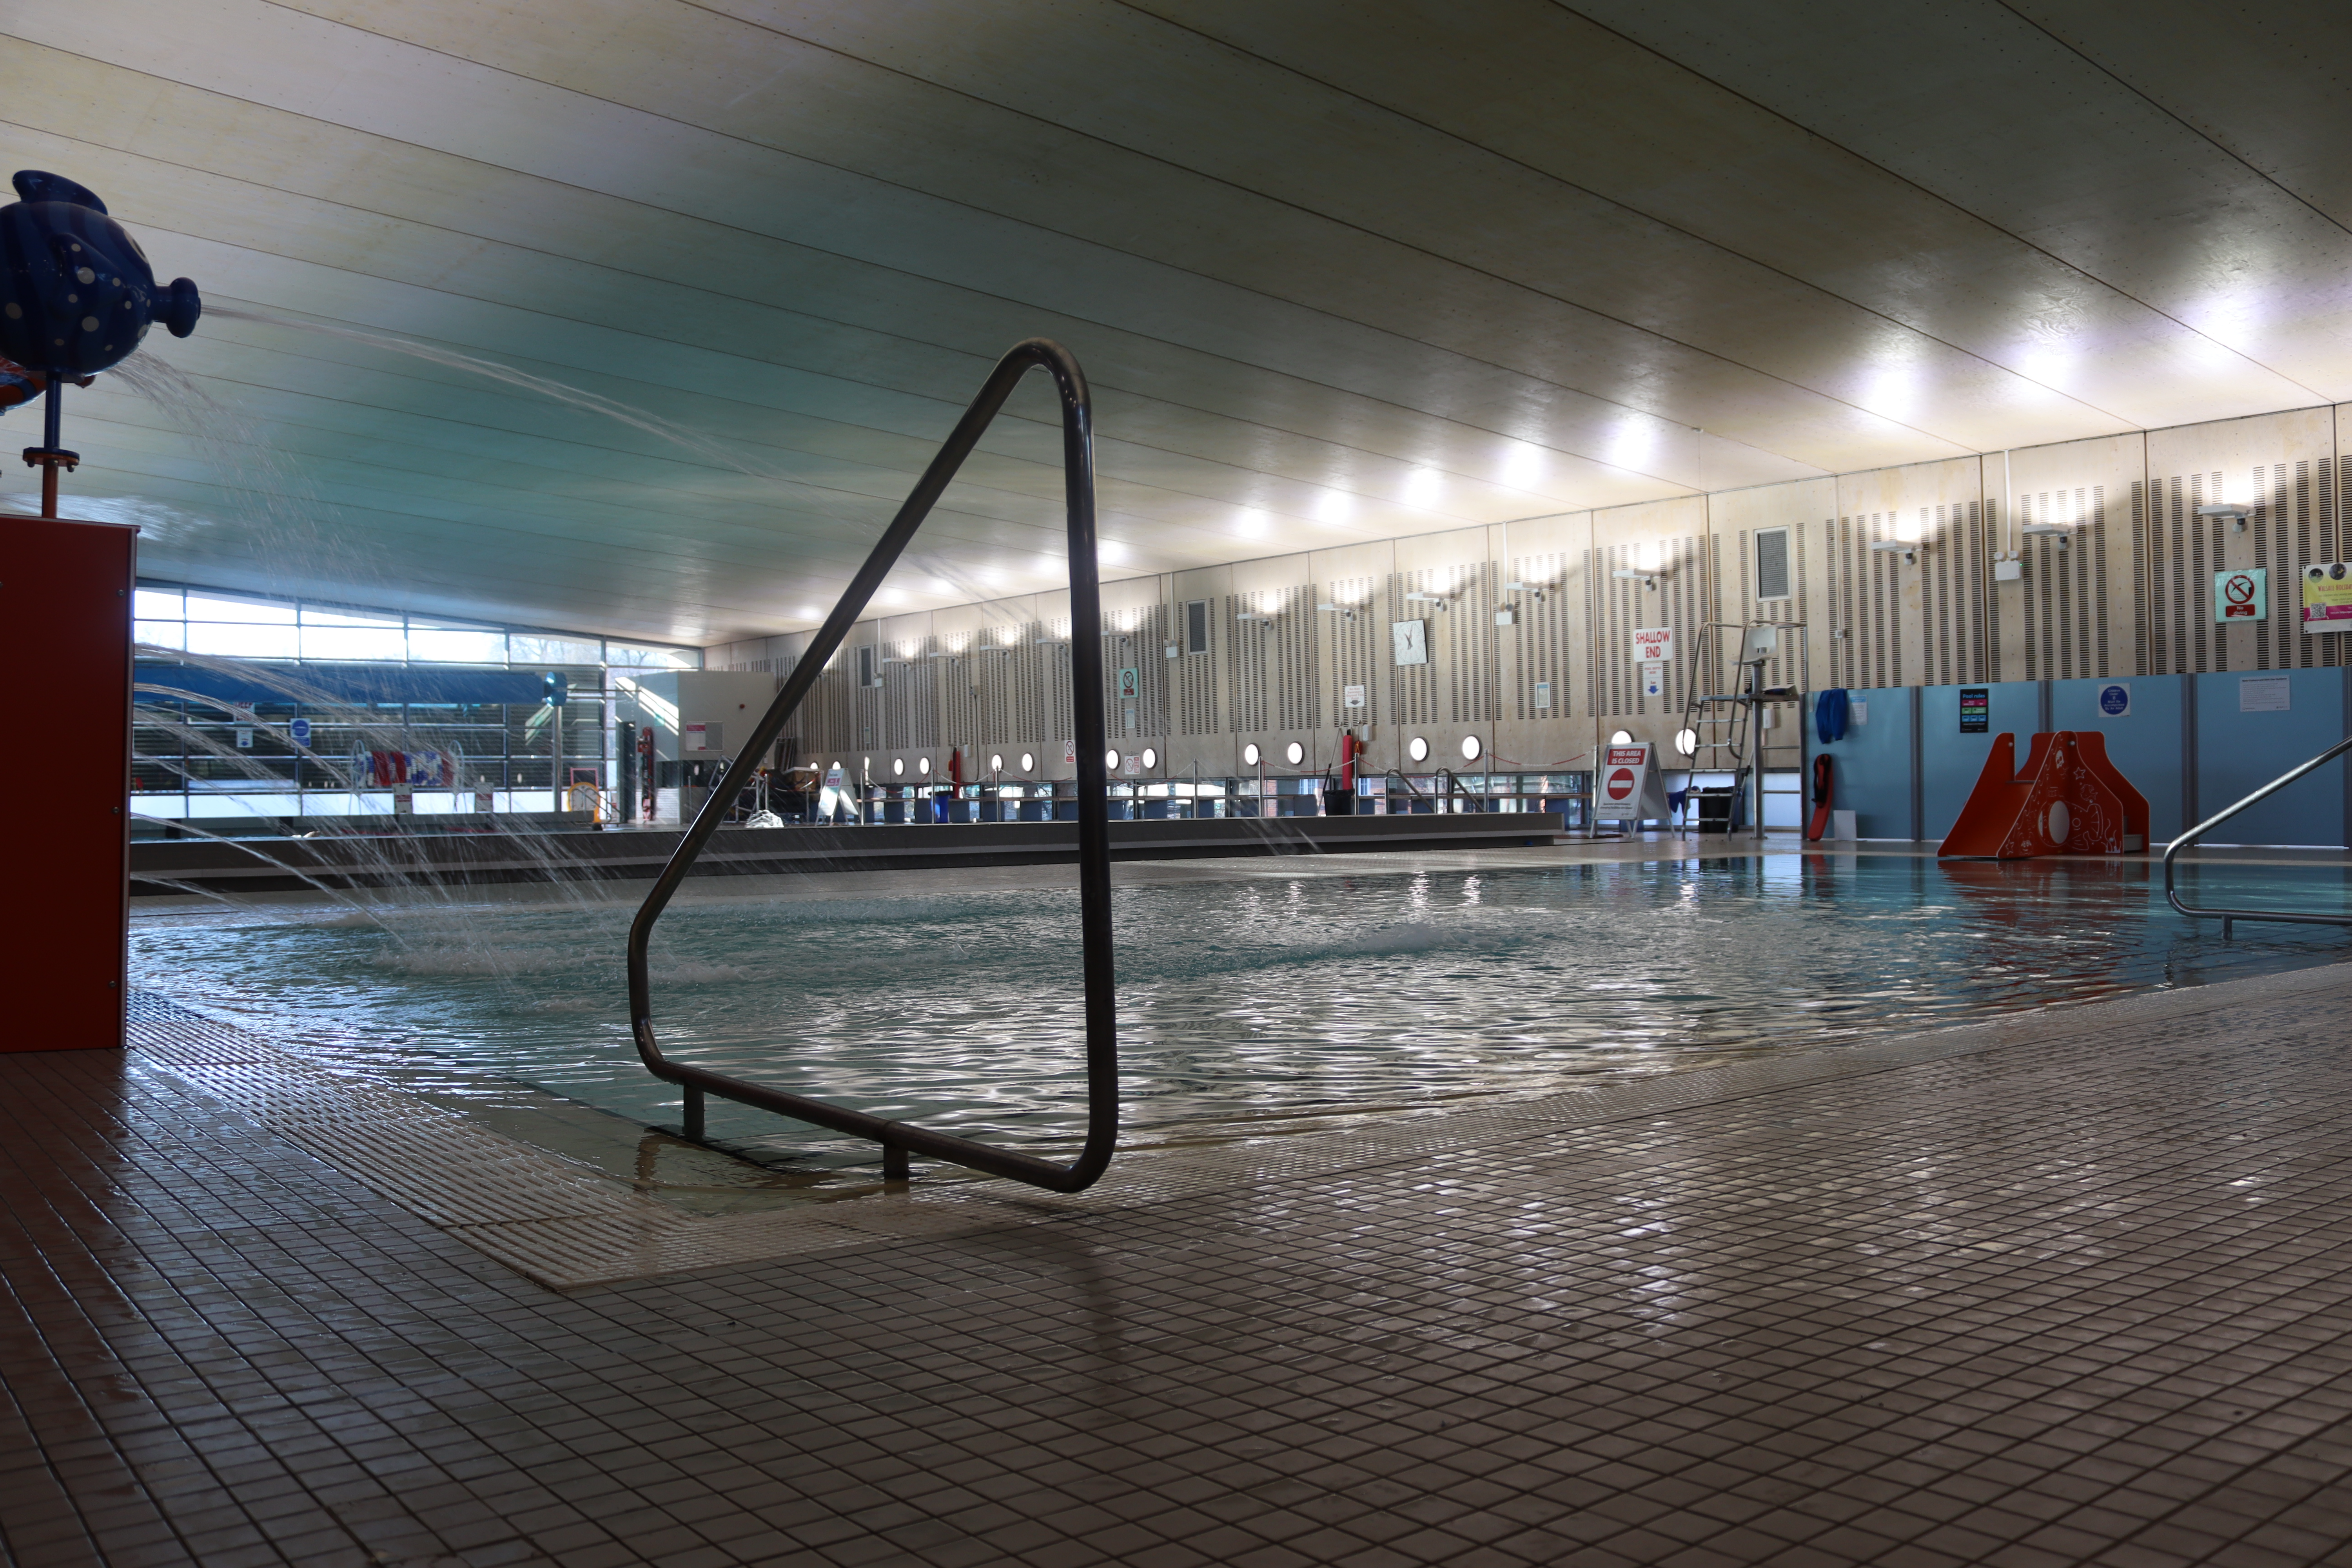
[625,339,1120,1193]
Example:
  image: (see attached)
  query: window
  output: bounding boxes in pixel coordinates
[1755,527,1791,601]
[128,579,697,821]
[856,645,882,687]
[1183,599,1210,654]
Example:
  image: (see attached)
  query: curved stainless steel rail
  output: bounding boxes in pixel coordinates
[2164,732,2352,938]
[626,339,1118,1193]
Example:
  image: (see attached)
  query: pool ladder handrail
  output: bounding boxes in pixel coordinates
[2164,731,2352,938]
[626,339,1120,1194]
[1433,767,1476,812]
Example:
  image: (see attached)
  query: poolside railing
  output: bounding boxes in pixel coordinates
[2165,732,2352,938]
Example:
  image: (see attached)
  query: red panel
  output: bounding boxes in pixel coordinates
[4,518,134,1050]
[1938,730,2150,861]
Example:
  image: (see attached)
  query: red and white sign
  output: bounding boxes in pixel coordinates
[1632,626,1674,664]
[1595,742,1670,824]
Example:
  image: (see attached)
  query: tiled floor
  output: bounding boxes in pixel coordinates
[10,960,2352,1566]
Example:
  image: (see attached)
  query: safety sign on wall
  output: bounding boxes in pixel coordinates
[289,716,312,747]
[2214,568,2269,622]
[1533,680,1552,710]
[1639,663,1667,701]
[1595,742,1670,824]
[1343,683,1367,709]
[1959,688,1989,733]
[2303,562,2352,632]
[1116,667,1140,699]
[1632,626,1674,664]
[2097,682,2131,717]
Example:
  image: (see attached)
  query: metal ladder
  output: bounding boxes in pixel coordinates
[1678,619,1808,837]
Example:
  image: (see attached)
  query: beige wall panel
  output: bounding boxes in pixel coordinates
[1492,513,1589,751]
[1993,436,2146,682]
[1710,478,1835,697]
[1230,555,1314,596]
[2146,408,2337,674]
[1828,458,1985,692]
[1588,498,1707,734]
[1391,527,1492,575]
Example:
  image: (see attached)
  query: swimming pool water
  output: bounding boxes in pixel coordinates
[131,855,2351,1177]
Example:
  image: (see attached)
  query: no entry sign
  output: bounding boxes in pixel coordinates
[1595,742,1670,825]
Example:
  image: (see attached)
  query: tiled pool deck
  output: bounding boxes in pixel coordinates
[17,853,2352,1566]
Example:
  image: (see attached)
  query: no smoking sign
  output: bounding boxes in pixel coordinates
[2214,568,2269,622]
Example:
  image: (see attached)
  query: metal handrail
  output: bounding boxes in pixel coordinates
[2164,732,2352,936]
[626,339,1118,1194]
[1382,768,1425,800]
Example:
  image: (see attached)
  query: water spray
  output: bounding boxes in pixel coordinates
[0,169,201,515]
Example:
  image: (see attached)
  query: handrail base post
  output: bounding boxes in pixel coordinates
[683,1084,704,1143]
[2223,917,2234,941]
[882,1144,909,1183]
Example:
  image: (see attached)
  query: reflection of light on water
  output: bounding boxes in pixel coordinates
[130,859,2352,1186]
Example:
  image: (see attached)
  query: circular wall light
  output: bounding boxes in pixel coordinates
[892,758,906,777]
[917,757,931,776]
[1610,730,1634,746]
[1019,752,1035,771]
[990,753,1004,771]
[1673,729,1698,757]
[1461,735,1483,762]
[1140,747,1158,769]
[1242,743,1261,766]
[1105,749,1120,770]
[1285,741,1305,766]
[1407,736,1429,763]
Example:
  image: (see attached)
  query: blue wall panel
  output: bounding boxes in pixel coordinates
[1918,681,2039,841]
[2051,675,2186,840]
[1804,686,1913,839]
[1804,670,2348,848]
[2194,668,2347,847]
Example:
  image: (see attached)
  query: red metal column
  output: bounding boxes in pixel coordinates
[5,517,136,1050]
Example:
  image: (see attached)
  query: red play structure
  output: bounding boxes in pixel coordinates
[1938,731,2150,858]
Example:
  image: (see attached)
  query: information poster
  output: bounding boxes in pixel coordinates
[1959,688,1989,733]
[2240,675,2290,713]
[2303,562,2352,632]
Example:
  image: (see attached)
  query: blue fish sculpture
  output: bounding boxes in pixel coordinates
[0,169,199,409]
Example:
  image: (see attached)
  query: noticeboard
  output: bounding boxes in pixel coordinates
[2304,561,2352,632]
[1959,688,1989,733]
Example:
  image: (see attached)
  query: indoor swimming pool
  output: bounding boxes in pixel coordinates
[131,854,2352,1185]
